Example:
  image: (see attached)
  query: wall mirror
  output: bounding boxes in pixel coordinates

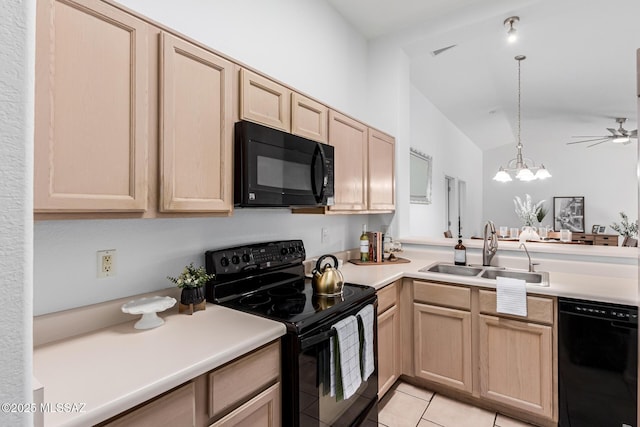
[410,147,432,204]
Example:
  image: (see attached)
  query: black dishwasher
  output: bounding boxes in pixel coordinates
[559,298,638,427]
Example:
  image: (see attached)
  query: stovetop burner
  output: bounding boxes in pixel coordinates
[205,240,376,333]
[239,294,272,307]
[267,286,300,298]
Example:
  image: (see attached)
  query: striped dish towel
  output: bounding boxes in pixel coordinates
[329,315,362,400]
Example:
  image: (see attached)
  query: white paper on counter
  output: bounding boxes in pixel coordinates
[496,276,527,316]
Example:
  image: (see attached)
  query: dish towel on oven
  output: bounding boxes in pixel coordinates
[356,304,375,381]
[330,315,362,401]
[496,276,527,317]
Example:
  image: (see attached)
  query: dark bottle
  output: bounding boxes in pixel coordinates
[454,239,466,266]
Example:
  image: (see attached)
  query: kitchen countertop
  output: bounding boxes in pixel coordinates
[34,246,637,426]
[33,304,285,427]
[337,247,638,306]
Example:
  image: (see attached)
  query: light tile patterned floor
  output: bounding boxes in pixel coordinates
[378,381,536,427]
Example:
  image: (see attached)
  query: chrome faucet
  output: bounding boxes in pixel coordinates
[519,243,539,272]
[483,221,498,266]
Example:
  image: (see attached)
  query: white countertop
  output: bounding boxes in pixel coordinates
[338,248,638,306]
[33,304,285,427]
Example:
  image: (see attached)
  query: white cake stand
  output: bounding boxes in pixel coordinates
[121,296,177,330]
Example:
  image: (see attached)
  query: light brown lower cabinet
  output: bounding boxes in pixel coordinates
[413,302,472,393]
[377,280,402,398]
[407,280,557,425]
[101,382,196,427]
[209,383,280,427]
[478,314,553,418]
[99,341,280,427]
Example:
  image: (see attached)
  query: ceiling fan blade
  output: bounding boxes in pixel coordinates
[587,140,609,148]
[567,138,610,145]
[630,129,638,137]
[607,128,623,136]
[571,135,609,138]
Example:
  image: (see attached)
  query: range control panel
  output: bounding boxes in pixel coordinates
[560,299,638,324]
[205,240,305,276]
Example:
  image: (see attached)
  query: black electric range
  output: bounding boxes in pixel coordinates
[205,240,378,427]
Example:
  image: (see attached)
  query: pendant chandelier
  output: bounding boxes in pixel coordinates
[493,55,551,182]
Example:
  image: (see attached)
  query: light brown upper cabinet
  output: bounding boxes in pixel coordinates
[368,129,395,210]
[328,111,368,211]
[34,0,149,212]
[291,93,329,143]
[159,32,234,213]
[240,69,291,132]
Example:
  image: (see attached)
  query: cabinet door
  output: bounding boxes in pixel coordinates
[328,111,368,211]
[291,93,328,143]
[378,304,400,398]
[34,0,148,212]
[414,303,472,393]
[478,314,553,418]
[368,129,395,210]
[240,69,290,132]
[159,32,233,212]
[209,383,280,427]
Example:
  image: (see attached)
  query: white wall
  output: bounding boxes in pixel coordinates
[408,85,484,238]
[0,0,35,423]
[117,0,368,119]
[483,117,638,234]
[33,0,383,315]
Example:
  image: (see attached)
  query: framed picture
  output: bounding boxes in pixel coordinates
[598,225,606,233]
[592,224,600,234]
[553,196,585,232]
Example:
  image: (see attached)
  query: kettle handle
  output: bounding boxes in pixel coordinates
[315,254,338,272]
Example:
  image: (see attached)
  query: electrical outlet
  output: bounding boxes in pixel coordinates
[97,249,116,278]
[321,227,329,243]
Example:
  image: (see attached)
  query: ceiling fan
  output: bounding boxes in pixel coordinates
[567,117,638,148]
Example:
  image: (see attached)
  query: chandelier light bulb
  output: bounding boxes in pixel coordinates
[507,27,517,43]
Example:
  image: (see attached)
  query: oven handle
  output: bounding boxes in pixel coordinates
[301,328,336,350]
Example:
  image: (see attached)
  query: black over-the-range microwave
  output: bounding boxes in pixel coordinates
[234,120,335,207]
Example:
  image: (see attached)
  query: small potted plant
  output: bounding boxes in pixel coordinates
[610,211,638,245]
[167,262,214,314]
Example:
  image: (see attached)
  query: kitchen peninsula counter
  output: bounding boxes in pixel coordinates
[336,244,638,306]
[33,305,285,427]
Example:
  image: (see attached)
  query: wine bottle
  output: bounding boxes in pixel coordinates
[454,238,466,266]
[360,224,370,262]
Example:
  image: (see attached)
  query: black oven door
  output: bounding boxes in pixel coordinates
[235,120,334,207]
[294,314,378,426]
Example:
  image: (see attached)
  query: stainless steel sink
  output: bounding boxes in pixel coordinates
[480,269,548,285]
[420,263,483,276]
[420,262,550,286]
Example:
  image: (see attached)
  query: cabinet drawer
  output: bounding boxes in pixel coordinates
[102,383,195,427]
[209,341,280,419]
[377,281,399,314]
[413,281,470,310]
[595,235,618,246]
[479,290,553,325]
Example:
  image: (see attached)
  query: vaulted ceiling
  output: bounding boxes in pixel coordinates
[328,0,639,151]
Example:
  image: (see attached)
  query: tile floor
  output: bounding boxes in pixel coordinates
[378,381,536,427]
